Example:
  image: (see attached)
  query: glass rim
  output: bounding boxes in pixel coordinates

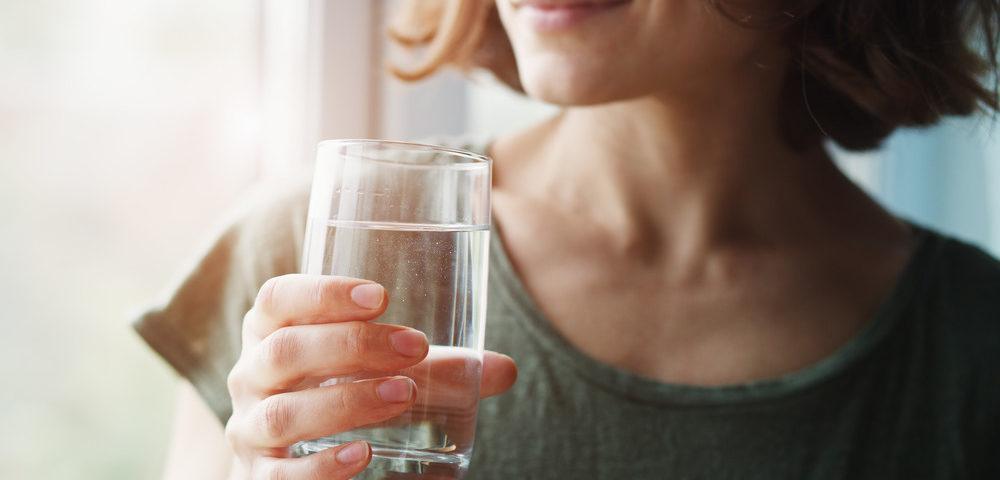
[317,138,492,168]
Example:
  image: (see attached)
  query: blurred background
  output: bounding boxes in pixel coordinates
[1,1,997,478]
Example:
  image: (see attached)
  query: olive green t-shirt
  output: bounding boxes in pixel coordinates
[134,139,1000,479]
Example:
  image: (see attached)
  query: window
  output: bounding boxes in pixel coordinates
[1,1,260,477]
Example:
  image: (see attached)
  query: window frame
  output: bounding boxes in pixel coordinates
[258,0,469,179]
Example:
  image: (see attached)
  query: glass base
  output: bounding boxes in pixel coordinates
[292,440,469,479]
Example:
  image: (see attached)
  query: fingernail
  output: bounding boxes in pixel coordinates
[335,441,368,464]
[376,377,414,403]
[350,284,384,309]
[389,329,428,357]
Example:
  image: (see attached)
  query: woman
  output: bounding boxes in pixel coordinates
[137,0,1000,478]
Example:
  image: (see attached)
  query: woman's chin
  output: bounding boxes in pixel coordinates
[519,68,632,107]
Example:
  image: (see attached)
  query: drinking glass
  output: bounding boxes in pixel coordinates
[291,139,491,479]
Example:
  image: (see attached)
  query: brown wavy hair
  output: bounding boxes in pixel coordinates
[388,0,1000,151]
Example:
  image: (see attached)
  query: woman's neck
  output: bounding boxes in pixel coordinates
[492,81,908,268]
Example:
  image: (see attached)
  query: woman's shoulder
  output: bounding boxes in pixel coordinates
[929,231,1000,317]
[915,228,1000,369]
[230,174,311,243]
[206,173,313,281]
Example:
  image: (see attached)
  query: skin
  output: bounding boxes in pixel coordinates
[219,275,518,479]
[491,0,912,386]
[166,0,914,478]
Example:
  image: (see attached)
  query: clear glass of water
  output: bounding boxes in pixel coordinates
[291,139,491,479]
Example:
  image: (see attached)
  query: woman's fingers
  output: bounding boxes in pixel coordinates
[227,273,520,477]
[245,274,389,341]
[237,322,429,392]
[392,349,517,407]
[251,441,371,480]
[234,376,416,449]
[481,351,518,398]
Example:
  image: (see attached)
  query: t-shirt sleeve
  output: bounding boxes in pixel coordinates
[132,179,310,424]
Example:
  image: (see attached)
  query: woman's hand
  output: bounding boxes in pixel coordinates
[224,274,517,479]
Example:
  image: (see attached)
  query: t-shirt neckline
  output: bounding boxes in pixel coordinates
[468,136,947,406]
[488,214,944,408]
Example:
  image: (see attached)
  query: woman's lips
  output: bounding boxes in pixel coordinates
[513,0,631,32]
